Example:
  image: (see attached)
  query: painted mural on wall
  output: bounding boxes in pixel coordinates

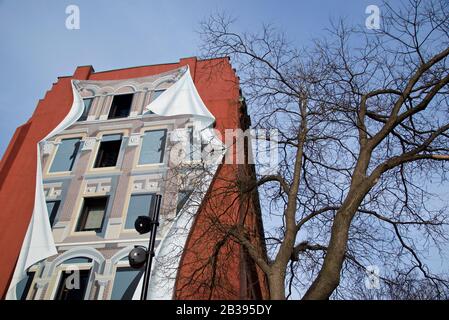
[7,66,223,300]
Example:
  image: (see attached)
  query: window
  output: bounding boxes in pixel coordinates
[49,138,81,172]
[61,257,92,264]
[46,200,60,227]
[150,89,165,103]
[94,134,122,168]
[16,271,34,300]
[125,194,155,229]
[76,197,108,232]
[79,98,93,121]
[177,190,193,215]
[138,130,167,165]
[108,94,133,119]
[54,269,90,300]
[111,267,144,300]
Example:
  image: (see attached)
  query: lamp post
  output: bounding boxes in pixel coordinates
[128,194,161,300]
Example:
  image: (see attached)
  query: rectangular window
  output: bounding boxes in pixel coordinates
[108,94,133,119]
[46,200,60,227]
[16,271,34,300]
[125,194,154,229]
[150,89,165,103]
[94,134,122,168]
[79,98,93,121]
[177,190,193,215]
[138,130,167,165]
[76,197,108,232]
[111,267,144,300]
[54,269,90,300]
[49,138,81,173]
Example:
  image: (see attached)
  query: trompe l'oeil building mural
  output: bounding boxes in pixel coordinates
[0,57,269,300]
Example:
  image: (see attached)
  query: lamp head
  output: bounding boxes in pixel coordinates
[134,216,153,234]
[128,246,147,269]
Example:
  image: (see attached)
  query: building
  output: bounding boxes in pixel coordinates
[0,57,268,300]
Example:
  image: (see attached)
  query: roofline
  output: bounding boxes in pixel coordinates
[77,56,230,76]
[56,56,231,80]
[91,61,179,75]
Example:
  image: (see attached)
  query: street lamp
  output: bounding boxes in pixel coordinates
[128,246,147,269]
[128,194,161,300]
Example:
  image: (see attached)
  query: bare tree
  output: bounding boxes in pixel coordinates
[195,0,449,300]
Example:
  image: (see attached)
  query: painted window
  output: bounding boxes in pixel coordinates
[94,134,122,168]
[46,200,60,227]
[177,190,193,215]
[150,89,165,103]
[108,94,133,119]
[76,197,108,232]
[110,267,143,300]
[125,194,155,229]
[138,130,166,165]
[79,98,93,121]
[54,269,90,300]
[61,257,92,264]
[49,138,81,172]
[16,271,34,300]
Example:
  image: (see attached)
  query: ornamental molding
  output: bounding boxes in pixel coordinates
[84,178,112,195]
[81,137,97,151]
[131,175,160,193]
[44,183,63,200]
[42,142,56,155]
[94,273,112,287]
[128,133,142,147]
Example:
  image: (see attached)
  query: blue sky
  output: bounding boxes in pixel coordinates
[0,0,382,156]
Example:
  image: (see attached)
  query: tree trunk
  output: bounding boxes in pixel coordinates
[303,174,375,300]
[301,149,375,300]
[302,180,372,300]
[268,270,286,300]
[302,211,352,299]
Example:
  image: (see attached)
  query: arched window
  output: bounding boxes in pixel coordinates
[110,257,143,300]
[53,256,93,300]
